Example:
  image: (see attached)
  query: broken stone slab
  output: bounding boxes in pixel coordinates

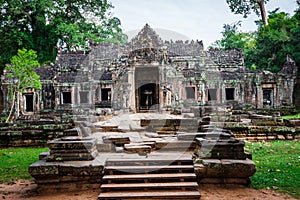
[177,132,233,141]
[124,141,156,148]
[46,150,98,161]
[102,135,130,145]
[124,145,152,155]
[97,143,114,152]
[50,146,97,154]
[63,128,81,137]
[100,124,119,132]
[48,137,97,150]
[155,140,196,151]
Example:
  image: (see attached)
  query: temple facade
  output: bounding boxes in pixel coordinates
[0,24,298,115]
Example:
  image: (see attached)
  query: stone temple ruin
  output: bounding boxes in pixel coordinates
[0,24,298,115]
[0,24,299,199]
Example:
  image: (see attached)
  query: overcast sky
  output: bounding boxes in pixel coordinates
[110,0,298,48]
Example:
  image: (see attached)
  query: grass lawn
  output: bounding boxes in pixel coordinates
[0,147,48,183]
[246,140,300,198]
[282,113,300,119]
[0,142,299,198]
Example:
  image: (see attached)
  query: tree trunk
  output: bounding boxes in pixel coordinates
[257,0,268,26]
[6,92,15,123]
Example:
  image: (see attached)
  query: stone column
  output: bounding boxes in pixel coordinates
[128,69,135,112]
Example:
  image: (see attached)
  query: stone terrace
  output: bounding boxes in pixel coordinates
[29,112,257,199]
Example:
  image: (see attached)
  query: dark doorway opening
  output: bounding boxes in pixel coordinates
[186,87,195,99]
[208,89,217,101]
[138,83,157,110]
[101,88,111,101]
[225,88,235,100]
[25,94,34,112]
[263,89,273,107]
[62,92,72,104]
[135,67,159,112]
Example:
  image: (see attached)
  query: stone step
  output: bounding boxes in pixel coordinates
[177,132,233,141]
[105,165,194,174]
[100,182,199,191]
[102,135,130,145]
[98,190,201,200]
[100,153,200,200]
[102,173,197,182]
[105,157,193,166]
[124,145,152,155]
[155,141,196,151]
[124,142,156,148]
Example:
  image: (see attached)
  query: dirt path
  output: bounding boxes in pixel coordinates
[0,180,297,200]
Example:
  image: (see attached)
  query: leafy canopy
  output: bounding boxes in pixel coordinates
[5,48,41,93]
[226,0,269,25]
[211,8,300,72]
[0,0,126,74]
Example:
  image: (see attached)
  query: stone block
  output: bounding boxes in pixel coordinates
[220,159,256,178]
[48,137,97,150]
[97,143,114,152]
[102,135,130,145]
[63,128,81,137]
[47,150,98,161]
[124,145,152,155]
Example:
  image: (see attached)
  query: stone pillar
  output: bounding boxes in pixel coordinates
[128,69,135,112]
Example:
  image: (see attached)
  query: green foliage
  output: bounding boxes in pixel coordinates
[212,8,300,72]
[226,0,269,25]
[246,141,300,198]
[251,10,297,72]
[0,0,127,74]
[210,21,257,69]
[282,113,300,119]
[5,49,41,93]
[226,0,269,18]
[0,148,48,183]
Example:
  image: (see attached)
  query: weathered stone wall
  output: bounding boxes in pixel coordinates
[0,120,73,147]
[295,77,300,110]
[0,24,298,115]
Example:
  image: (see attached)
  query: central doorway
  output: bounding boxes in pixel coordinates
[135,67,159,112]
[138,83,158,111]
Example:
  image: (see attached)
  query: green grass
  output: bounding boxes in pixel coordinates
[246,141,300,198]
[282,113,300,119]
[0,147,48,183]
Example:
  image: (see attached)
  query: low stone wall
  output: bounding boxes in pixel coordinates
[0,121,73,147]
[194,159,256,185]
[224,124,300,141]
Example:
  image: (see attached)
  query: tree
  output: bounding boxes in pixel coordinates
[210,22,256,68]
[4,48,41,122]
[212,8,300,72]
[0,0,126,74]
[226,0,269,26]
[253,9,299,71]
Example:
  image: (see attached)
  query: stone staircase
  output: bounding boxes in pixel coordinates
[98,153,201,200]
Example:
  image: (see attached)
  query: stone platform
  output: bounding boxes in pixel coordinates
[29,113,256,197]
